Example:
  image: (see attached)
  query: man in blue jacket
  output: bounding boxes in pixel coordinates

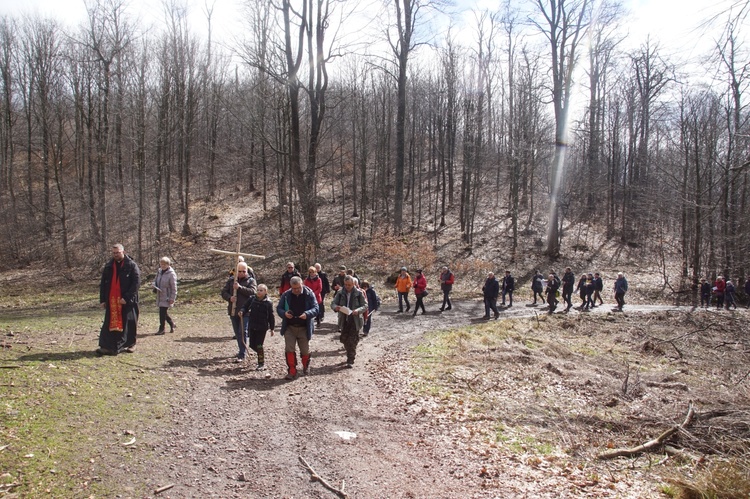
[277,276,319,379]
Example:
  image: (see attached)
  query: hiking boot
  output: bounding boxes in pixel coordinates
[494,312,500,320]
[481,315,490,320]
[95,347,116,356]
[155,330,165,336]
[255,363,265,371]
[284,373,297,380]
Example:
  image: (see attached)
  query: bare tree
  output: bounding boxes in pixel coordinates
[532,0,590,257]
[82,0,133,251]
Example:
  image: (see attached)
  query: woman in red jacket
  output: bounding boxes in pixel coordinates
[304,266,324,325]
[412,269,428,316]
[714,276,726,309]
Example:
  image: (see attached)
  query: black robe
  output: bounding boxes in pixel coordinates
[99,255,141,353]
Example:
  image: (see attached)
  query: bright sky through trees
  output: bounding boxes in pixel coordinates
[0,0,743,56]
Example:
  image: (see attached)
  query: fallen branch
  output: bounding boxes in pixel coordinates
[597,402,695,460]
[664,445,703,463]
[154,483,175,494]
[298,455,348,499]
[645,381,689,391]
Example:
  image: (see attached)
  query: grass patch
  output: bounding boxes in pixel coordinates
[0,308,171,497]
[663,460,750,499]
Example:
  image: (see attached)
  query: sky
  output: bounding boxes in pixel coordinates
[0,0,744,62]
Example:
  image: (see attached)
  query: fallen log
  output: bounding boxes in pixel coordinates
[597,402,695,460]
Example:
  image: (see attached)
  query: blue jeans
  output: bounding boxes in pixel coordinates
[231,315,249,358]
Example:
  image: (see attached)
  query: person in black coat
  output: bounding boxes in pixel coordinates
[501,270,515,307]
[592,272,604,306]
[315,263,330,323]
[546,273,560,314]
[576,274,588,309]
[239,284,276,370]
[531,270,545,305]
[98,244,141,356]
[221,262,257,360]
[482,272,500,320]
[700,278,712,308]
[361,280,381,336]
[562,267,575,312]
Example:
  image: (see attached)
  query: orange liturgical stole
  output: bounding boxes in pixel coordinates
[108,262,124,332]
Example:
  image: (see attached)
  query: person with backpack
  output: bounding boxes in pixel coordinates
[239,284,275,371]
[438,266,455,312]
[361,280,380,336]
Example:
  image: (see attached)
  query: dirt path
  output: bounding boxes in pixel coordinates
[136,299,692,498]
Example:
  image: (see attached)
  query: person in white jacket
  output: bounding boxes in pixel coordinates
[153,257,177,334]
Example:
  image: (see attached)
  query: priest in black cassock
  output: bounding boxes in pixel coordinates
[97,244,141,356]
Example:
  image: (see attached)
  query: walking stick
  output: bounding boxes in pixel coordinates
[231,228,242,317]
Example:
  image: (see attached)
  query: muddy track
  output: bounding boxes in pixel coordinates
[136,300,698,498]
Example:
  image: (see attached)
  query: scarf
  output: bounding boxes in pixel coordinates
[108,261,124,332]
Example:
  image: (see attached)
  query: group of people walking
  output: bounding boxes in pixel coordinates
[221,261,381,379]
[96,244,749,377]
[700,275,749,310]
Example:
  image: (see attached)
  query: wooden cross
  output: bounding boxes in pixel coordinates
[210,228,265,315]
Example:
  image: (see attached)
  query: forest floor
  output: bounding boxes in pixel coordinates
[2,195,749,498]
[1,279,749,498]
